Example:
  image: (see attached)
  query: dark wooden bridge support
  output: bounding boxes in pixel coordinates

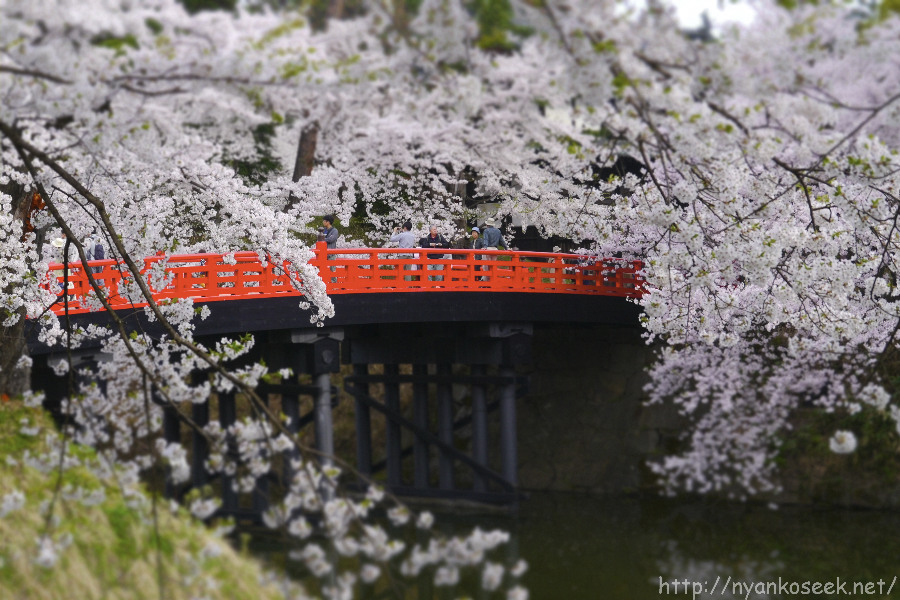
[32,321,534,511]
[153,329,344,520]
[287,330,343,468]
[471,364,489,493]
[342,322,532,504]
[500,366,518,488]
[218,391,238,515]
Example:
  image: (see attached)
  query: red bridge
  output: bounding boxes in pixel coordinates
[33,242,646,507]
[46,242,644,316]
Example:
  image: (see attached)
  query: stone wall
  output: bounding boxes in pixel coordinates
[517,323,680,494]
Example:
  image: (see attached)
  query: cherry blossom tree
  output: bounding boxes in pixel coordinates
[4,0,900,592]
[0,0,531,595]
[579,1,900,496]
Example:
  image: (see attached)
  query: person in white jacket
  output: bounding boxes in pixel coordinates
[389,221,417,280]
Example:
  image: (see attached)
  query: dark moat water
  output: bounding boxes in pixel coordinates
[248,492,900,599]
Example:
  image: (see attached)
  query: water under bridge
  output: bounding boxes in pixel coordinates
[28,243,645,512]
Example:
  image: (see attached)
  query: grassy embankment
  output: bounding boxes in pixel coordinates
[0,396,294,600]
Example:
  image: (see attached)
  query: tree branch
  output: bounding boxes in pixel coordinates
[0,65,71,84]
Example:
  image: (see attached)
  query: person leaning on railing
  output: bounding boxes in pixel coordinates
[419,225,450,282]
[479,218,509,282]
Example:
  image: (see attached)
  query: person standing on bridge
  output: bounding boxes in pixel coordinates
[480,217,509,282]
[470,226,485,281]
[390,221,417,281]
[85,231,105,275]
[419,225,450,282]
[321,215,339,249]
[321,214,339,283]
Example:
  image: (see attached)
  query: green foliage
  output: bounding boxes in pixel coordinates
[775,0,819,9]
[592,39,617,54]
[470,0,531,53]
[178,0,237,14]
[226,122,283,186]
[304,0,369,32]
[611,72,632,98]
[144,18,164,35]
[777,406,900,506]
[880,0,900,19]
[90,33,139,56]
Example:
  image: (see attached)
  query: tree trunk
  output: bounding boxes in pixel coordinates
[328,0,344,19]
[292,121,319,181]
[287,121,319,209]
[0,306,30,397]
[1,186,38,397]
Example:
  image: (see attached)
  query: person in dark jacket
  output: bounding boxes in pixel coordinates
[419,225,450,281]
[321,214,339,283]
[86,231,105,275]
[470,226,485,280]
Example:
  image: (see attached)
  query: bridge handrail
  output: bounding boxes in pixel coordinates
[42,242,644,315]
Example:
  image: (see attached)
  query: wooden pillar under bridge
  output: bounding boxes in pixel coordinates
[339,322,533,504]
[384,363,402,487]
[282,392,301,486]
[437,363,455,490]
[218,391,238,515]
[162,399,181,499]
[252,394,270,516]
[191,400,209,488]
[354,364,373,480]
[413,363,429,489]
[495,324,531,492]
[499,366,518,488]
[314,372,334,466]
[283,329,343,468]
[470,364,489,493]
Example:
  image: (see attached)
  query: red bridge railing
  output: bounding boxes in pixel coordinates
[45,242,644,316]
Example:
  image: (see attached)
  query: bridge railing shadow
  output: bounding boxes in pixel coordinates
[42,244,643,315]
